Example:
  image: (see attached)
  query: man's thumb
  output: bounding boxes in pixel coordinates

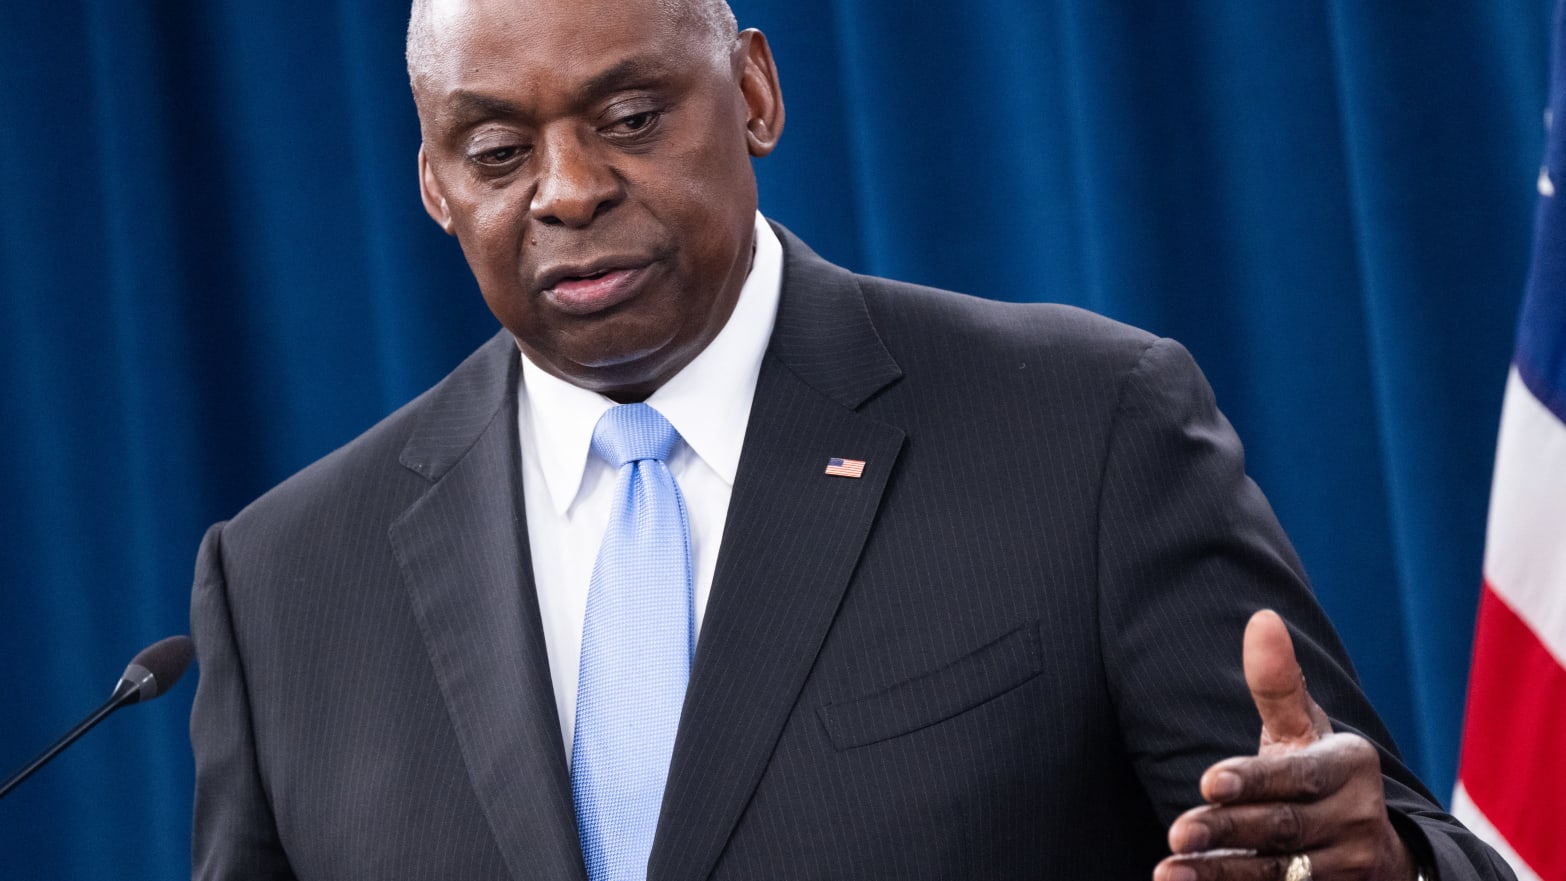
[1243,609,1328,745]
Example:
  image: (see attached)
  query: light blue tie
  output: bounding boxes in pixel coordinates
[572,403,693,881]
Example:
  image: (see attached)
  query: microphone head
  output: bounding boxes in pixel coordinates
[117,635,195,704]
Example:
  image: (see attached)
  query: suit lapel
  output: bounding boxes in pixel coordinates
[649,229,906,881]
[389,332,587,881]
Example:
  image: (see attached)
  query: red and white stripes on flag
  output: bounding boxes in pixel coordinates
[824,457,866,479]
[1454,372,1566,881]
[1453,4,1566,877]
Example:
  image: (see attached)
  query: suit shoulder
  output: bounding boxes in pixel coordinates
[854,273,1165,374]
[223,331,515,540]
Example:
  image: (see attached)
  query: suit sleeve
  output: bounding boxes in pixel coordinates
[190,521,297,881]
[1092,337,1514,880]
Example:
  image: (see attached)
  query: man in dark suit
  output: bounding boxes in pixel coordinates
[189,0,1514,878]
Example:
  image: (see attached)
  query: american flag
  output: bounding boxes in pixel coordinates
[1453,4,1566,877]
[824,457,866,479]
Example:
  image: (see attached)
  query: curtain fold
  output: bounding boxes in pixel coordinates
[0,2,1548,877]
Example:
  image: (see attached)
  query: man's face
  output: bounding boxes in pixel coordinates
[413,0,783,402]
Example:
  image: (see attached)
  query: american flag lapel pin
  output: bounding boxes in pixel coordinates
[824,457,866,479]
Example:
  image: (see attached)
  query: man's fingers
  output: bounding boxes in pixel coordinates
[1194,732,1378,806]
[1169,801,1311,854]
[1243,610,1331,747]
[1157,619,1406,881]
[1168,779,1379,855]
[1155,851,1301,881]
[1156,849,1368,881]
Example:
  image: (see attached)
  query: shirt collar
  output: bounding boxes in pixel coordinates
[520,212,784,515]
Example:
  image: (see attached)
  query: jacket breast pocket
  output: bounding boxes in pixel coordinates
[816,620,1043,750]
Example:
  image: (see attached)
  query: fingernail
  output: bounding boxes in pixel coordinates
[1209,769,1242,801]
[1163,865,1197,881]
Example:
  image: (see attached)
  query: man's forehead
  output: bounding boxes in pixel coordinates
[413,0,701,95]
[409,0,736,128]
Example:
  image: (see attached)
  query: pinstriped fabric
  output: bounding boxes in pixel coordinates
[654,230,1470,879]
[193,226,1489,881]
[194,334,585,881]
[388,339,585,881]
[673,264,1163,879]
[649,358,905,881]
[760,245,900,411]
[815,620,1043,749]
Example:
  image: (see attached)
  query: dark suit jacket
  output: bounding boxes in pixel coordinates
[190,227,1511,880]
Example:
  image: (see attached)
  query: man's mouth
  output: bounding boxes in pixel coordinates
[538,262,650,316]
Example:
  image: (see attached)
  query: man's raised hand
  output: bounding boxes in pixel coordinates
[1152,610,1417,881]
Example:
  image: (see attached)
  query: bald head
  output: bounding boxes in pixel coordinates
[406,0,739,88]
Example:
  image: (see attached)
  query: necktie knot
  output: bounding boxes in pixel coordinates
[592,403,680,467]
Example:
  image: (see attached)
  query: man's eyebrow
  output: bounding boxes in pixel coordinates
[438,58,680,129]
[444,91,525,125]
[578,57,678,100]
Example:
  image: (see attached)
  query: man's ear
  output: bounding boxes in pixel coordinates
[418,145,456,235]
[737,29,785,157]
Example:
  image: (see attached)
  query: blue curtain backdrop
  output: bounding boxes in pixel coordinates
[0,2,1550,877]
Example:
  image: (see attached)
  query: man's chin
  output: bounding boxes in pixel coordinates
[519,335,687,401]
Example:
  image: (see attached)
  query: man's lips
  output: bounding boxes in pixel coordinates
[537,261,651,316]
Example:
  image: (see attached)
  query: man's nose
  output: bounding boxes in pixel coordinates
[530,133,623,227]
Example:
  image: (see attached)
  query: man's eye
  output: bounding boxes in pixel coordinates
[610,111,659,135]
[472,145,525,166]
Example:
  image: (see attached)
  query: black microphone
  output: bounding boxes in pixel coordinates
[0,635,195,799]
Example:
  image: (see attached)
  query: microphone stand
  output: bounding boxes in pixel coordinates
[0,679,139,799]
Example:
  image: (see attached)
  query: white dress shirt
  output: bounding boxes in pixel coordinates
[517,213,783,759]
